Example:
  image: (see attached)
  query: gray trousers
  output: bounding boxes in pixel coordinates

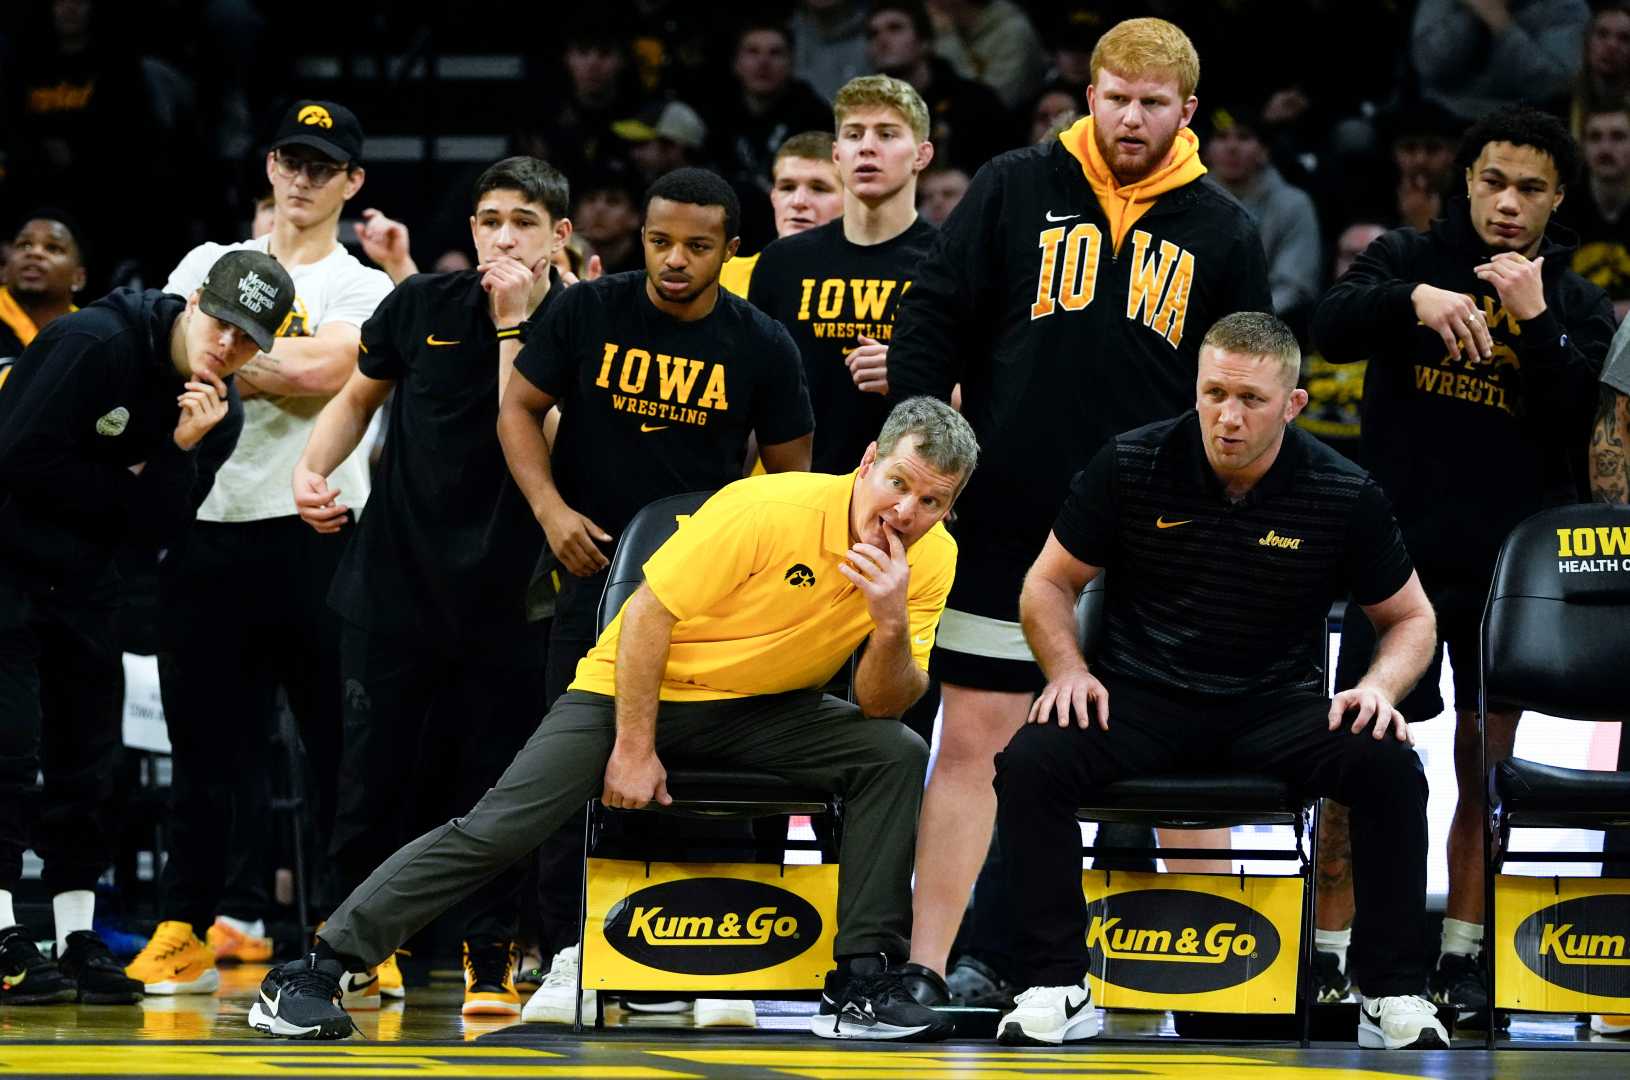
[319,690,928,967]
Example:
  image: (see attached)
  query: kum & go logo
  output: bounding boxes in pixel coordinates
[1085,889,1281,994]
[604,877,820,975]
[1516,894,1630,997]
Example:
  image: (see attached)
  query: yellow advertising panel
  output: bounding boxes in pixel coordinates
[1081,869,1304,1014]
[582,858,838,992]
[1494,874,1630,1012]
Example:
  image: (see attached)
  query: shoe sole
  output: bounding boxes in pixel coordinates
[462,999,521,1016]
[1357,1021,1450,1049]
[140,969,220,995]
[340,993,381,1012]
[996,1009,1103,1046]
[809,1015,956,1041]
[1,987,79,1005]
[247,1001,352,1040]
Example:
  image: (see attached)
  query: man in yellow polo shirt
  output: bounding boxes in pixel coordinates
[248,397,977,1043]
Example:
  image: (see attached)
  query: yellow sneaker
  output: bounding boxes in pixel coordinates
[206,917,273,963]
[125,921,220,994]
[379,951,405,1000]
[1592,1014,1630,1036]
[462,941,521,1016]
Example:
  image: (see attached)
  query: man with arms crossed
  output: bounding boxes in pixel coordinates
[994,313,1447,1051]
[889,16,1270,995]
[247,397,975,1044]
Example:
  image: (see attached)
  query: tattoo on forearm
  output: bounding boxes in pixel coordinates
[1591,385,1630,505]
[1315,800,1353,890]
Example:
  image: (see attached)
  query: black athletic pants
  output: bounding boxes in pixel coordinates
[996,675,1430,997]
[0,569,124,893]
[327,619,547,948]
[157,518,346,935]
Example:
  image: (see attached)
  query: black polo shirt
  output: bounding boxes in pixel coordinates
[515,270,813,541]
[1055,412,1413,698]
[327,268,559,655]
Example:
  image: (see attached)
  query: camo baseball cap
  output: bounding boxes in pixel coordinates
[197,249,295,353]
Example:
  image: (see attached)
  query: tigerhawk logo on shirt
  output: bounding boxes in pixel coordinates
[785,564,816,588]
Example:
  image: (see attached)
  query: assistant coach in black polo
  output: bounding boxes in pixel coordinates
[992,312,1449,1052]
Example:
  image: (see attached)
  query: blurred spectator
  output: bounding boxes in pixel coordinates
[1027,82,1086,145]
[792,0,870,102]
[1203,104,1322,324]
[1412,0,1589,122]
[1042,7,1101,97]
[708,21,832,190]
[0,212,86,364]
[721,131,843,297]
[918,164,969,225]
[1574,2,1630,128]
[614,100,710,187]
[868,0,1012,174]
[1296,220,1389,464]
[626,0,719,96]
[571,168,644,275]
[250,192,275,240]
[1366,100,1467,233]
[435,249,475,273]
[1561,99,1630,320]
[518,19,640,182]
[927,0,1046,110]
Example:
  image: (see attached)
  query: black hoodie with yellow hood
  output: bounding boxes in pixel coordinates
[891,115,1272,560]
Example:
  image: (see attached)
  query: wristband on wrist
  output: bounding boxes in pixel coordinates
[496,325,523,340]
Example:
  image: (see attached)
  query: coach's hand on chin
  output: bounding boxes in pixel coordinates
[601,742,672,810]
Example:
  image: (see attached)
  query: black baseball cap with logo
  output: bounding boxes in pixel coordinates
[270,99,365,164]
[197,250,296,352]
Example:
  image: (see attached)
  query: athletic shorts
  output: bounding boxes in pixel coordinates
[931,531,1046,694]
[1333,577,1490,721]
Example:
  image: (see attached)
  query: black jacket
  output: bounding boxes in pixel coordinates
[0,288,242,586]
[1311,199,1614,578]
[890,137,1272,548]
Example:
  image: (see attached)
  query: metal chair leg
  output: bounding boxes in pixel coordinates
[279,710,310,939]
[574,800,592,1034]
[1300,800,1320,1049]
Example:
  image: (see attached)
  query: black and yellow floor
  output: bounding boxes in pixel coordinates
[1,964,1627,1078]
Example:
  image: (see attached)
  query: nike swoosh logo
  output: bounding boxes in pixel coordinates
[1155,516,1194,529]
[4,971,24,989]
[1045,210,1081,222]
[1064,995,1089,1019]
[913,635,931,646]
[640,423,669,432]
[173,964,191,976]
[426,334,461,346]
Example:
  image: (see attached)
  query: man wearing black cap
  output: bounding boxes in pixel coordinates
[125,99,392,996]
[0,248,292,1006]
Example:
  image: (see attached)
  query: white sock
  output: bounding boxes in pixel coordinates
[1315,927,1352,973]
[217,914,265,938]
[1440,917,1483,960]
[53,890,95,954]
[0,889,15,929]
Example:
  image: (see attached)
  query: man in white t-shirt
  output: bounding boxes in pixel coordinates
[125,99,392,997]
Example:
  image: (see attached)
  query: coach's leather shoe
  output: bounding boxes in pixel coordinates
[125,921,219,995]
[896,961,951,1006]
[811,954,954,1041]
[996,979,1101,1045]
[247,953,354,1039]
[1358,994,1449,1049]
[947,954,1017,1008]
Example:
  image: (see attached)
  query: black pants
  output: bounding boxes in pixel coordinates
[0,570,124,892]
[157,518,346,934]
[995,676,1430,998]
[327,619,547,946]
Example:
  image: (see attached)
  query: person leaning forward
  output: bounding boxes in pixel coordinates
[992,312,1451,1052]
[246,396,978,1044]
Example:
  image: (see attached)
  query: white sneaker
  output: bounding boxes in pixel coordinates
[1592,1014,1630,1036]
[1358,994,1449,1049]
[339,968,381,1012]
[996,980,1101,1045]
[694,998,757,1027]
[520,945,595,1024]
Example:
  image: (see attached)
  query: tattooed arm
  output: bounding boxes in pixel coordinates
[1590,384,1630,505]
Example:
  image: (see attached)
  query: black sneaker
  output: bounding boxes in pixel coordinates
[810,955,955,1041]
[1428,951,1488,1013]
[895,962,951,1006]
[247,954,355,1039]
[946,954,1017,1009]
[58,931,142,1004]
[1313,950,1351,1004]
[0,925,76,1005]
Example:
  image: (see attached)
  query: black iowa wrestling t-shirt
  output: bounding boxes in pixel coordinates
[516,270,814,538]
[749,217,936,472]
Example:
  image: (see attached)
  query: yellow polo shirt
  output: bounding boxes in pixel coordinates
[571,469,957,701]
[718,251,760,299]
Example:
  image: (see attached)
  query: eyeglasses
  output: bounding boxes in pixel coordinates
[272,152,347,185]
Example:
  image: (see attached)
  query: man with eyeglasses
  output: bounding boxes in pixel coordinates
[124,99,392,997]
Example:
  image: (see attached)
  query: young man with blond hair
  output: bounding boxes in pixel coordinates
[888,17,1271,1000]
[721,131,845,298]
[750,75,937,473]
